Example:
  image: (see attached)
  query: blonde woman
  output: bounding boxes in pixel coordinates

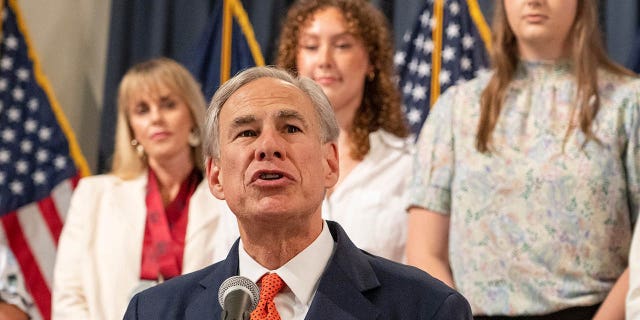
[52,58,237,320]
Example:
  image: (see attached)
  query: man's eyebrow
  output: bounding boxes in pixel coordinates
[277,109,309,130]
[230,115,256,129]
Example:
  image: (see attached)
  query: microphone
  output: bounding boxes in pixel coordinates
[218,276,260,320]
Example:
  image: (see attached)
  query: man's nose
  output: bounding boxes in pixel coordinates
[255,130,286,160]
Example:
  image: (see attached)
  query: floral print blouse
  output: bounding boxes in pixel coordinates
[410,60,640,315]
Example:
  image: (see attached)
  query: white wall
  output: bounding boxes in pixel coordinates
[18,0,111,172]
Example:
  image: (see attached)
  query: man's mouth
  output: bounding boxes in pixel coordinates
[251,169,294,184]
[260,173,283,180]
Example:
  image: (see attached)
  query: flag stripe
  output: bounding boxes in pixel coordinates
[70,175,79,188]
[1,212,51,318]
[52,177,75,222]
[0,232,44,320]
[36,198,63,246]
[15,203,57,287]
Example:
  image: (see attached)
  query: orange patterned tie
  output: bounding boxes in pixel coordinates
[250,273,285,320]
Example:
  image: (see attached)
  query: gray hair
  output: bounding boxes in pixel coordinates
[203,66,339,159]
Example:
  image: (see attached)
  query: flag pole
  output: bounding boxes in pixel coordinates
[429,0,444,107]
[220,0,232,84]
[0,0,4,43]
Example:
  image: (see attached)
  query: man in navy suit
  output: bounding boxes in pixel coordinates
[124,66,472,319]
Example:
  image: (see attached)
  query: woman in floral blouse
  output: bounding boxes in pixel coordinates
[406,0,639,319]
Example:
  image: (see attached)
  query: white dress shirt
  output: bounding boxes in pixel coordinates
[322,130,413,263]
[239,220,335,320]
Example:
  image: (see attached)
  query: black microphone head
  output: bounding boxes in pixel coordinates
[218,276,260,312]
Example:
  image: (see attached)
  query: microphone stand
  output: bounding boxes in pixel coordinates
[221,310,250,320]
[221,289,254,320]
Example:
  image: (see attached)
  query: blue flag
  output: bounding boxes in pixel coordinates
[185,0,264,101]
[0,0,89,318]
[395,0,490,138]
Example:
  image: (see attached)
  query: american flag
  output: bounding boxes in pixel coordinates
[0,0,89,318]
[395,0,491,139]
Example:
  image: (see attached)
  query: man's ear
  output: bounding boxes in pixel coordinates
[205,157,225,200]
[323,142,339,188]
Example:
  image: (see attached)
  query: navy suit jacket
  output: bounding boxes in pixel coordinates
[124,221,472,319]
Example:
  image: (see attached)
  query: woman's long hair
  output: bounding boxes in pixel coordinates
[276,0,408,160]
[111,58,206,179]
[476,0,634,153]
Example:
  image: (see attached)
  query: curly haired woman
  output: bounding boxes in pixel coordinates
[277,0,412,263]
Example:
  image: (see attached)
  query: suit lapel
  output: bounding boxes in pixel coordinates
[306,271,378,320]
[112,174,147,235]
[110,174,221,240]
[306,222,380,320]
[180,223,381,319]
[185,240,240,320]
[117,176,220,244]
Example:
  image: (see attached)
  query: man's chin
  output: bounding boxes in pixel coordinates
[236,210,298,229]
[231,195,320,223]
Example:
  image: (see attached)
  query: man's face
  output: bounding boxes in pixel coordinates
[206,77,339,224]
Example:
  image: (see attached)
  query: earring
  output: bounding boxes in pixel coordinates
[367,70,375,81]
[131,139,145,157]
[188,129,201,147]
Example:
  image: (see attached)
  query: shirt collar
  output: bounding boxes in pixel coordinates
[239,220,335,306]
